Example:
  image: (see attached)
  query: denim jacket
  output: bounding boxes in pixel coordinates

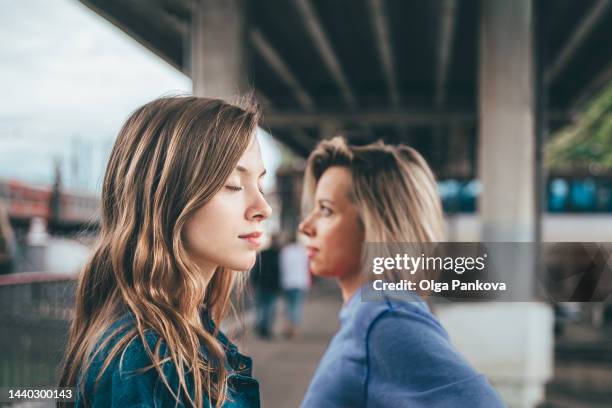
[76,311,259,408]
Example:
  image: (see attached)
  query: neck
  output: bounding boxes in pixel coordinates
[338,271,362,304]
[194,259,218,289]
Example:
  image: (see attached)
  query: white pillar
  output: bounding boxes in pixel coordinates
[26,217,49,272]
[478,0,535,243]
[190,0,248,99]
[439,1,553,407]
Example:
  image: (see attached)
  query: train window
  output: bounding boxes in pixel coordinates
[439,180,461,213]
[548,178,569,212]
[458,180,481,213]
[596,180,612,212]
[437,177,612,214]
[569,179,597,212]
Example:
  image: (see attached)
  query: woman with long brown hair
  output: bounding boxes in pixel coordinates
[58,96,271,407]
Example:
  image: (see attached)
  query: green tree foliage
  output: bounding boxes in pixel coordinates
[546,83,612,173]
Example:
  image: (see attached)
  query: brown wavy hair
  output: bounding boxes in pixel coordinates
[58,96,260,407]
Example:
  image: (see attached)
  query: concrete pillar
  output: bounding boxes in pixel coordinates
[190,0,249,99]
[478,0,535,243]
[438,1,553,408]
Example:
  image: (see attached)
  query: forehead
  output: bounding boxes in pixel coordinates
[315,166,352,201]
[236,135,263,168]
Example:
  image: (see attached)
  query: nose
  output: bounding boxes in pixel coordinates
[247,191,272,222]
[299,211,315,238]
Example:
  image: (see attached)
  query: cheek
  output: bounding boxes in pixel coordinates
[185,208,214,251]
[319,218,363,275]
[187,202,223,236]
[185,200,236,254]
[184,197,258,271]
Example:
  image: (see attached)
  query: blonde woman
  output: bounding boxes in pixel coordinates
[59,96,271,408]
[299,137,504,407]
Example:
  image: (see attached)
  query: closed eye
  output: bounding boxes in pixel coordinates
[319,204,332,216]
[226,185,244,192]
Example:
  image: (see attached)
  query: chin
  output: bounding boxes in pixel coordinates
[226,254,257,271]
[310,264,336,279]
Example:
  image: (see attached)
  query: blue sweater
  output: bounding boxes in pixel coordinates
[301,289,506,408]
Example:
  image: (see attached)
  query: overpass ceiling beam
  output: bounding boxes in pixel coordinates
[263,110,476,127]
[545,0,612,85]
[294,0,358,109]
[569,59,612,114]
[435,0,458,108]
[131,0,188,37]
[269,128,313,157]
[250,29,315,112]
[155,0,195,16]
[367,0,400,107]
[79,0,186,73]
[291,127,317,152]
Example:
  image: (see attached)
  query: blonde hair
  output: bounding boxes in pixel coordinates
[59,96,260,407]
[302,136,445,288]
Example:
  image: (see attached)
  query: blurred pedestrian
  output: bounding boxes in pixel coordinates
[251,234,281,339]
[0,202,16,275]
[279,234,310,338]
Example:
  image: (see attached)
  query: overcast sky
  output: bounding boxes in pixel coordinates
[0,0,281,192]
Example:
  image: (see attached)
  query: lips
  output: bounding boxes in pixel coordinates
[239,231,262,247]
[305,246,319,259]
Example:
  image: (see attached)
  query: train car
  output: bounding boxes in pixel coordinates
[57,190,100,226]
[0,179,51,221]
[0,178,99,228]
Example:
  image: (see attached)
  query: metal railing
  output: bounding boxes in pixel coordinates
[0,273,76,388]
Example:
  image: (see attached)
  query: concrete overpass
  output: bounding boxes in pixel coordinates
[78,0,611,165]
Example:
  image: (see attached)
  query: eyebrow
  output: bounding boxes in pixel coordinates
[236,165,267,177]
[318,199,335,206]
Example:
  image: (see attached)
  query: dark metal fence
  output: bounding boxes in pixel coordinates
[0,273,76,388]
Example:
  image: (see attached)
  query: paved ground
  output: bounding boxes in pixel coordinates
[234,284,343,408]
